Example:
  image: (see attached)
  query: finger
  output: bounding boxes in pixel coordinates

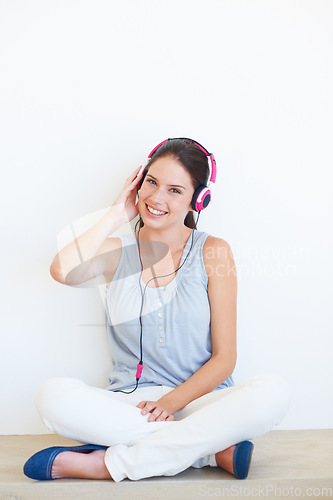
[131,166,144,185]
[123,166,143,189]
[165,415,174,421]
[148,408,163,422]
[156,410,169,422]
[131,165,144,181]
[140,401,155,415]
[136,401,146,409]
[131,165,143,177]
[136,165,145,177]
[124,168,145,195]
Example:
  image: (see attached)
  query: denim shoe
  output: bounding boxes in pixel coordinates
[23,444,108,480]
[233,441,254,479]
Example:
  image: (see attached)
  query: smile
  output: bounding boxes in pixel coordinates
[145,204,168,217]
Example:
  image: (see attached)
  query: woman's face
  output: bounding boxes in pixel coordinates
[138,155,195,229]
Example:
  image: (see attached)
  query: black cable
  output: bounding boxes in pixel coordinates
[114,211,201,394]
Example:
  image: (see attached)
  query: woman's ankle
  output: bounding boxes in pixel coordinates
[215,445,236,476]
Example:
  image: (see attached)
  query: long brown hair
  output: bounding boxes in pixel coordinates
[135,139,210,231]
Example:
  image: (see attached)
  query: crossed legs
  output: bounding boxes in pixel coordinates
[35,372,292,481]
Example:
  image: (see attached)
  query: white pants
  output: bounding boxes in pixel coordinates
[35,372,292,482]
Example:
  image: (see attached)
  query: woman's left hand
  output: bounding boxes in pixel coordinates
[136,399,175,422]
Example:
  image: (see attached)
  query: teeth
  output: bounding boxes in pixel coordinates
[147,204,167,215]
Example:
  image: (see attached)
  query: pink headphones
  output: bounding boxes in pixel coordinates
[138,137,217,212]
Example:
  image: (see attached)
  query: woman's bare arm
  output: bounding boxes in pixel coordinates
[50,207,124,286]
[50,165,144,286]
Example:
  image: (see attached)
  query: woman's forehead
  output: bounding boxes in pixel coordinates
[148,157,192,184]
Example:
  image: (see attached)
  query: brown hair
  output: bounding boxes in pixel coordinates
[135,139,210,231]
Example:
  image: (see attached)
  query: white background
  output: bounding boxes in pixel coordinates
[0,0,332,434]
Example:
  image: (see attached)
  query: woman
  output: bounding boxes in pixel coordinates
[24,138,292,482]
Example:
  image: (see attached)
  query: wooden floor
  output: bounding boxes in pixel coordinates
[0,430,332,500]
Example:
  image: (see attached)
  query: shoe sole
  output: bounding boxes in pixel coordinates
[233,441,254,479]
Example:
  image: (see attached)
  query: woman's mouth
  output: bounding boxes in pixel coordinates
[145,203,168,218]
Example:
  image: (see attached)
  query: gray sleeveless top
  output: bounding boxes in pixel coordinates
[105,229,235,392]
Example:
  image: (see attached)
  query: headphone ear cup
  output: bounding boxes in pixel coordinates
[137,169,147,192]
[191,185,211,211]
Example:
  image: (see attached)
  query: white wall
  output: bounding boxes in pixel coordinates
[0,0,332,434]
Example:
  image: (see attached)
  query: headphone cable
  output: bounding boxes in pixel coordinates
[114,211,201,394]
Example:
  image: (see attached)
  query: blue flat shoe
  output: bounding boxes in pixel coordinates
[233,441,254,479]
[23,444,108,480]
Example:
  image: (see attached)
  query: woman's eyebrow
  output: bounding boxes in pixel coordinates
[146,174,186,190]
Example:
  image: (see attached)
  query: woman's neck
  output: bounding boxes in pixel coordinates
[136,224,193,253]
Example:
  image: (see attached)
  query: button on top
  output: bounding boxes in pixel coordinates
[158,302,162,307]
[159,325,163,330]
[157,312,162,318]
[159,338,164,343]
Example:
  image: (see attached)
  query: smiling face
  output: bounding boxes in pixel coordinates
[138,155,195,230]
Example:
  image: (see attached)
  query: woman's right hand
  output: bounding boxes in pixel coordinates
[111,165,144,224]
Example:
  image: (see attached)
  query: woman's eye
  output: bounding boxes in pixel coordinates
[147,179,180,194]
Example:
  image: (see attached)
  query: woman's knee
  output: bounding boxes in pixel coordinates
[244,372,293,422]
[35,377,85,420]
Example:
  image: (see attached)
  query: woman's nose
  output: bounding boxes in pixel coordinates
[149,189,166,205]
